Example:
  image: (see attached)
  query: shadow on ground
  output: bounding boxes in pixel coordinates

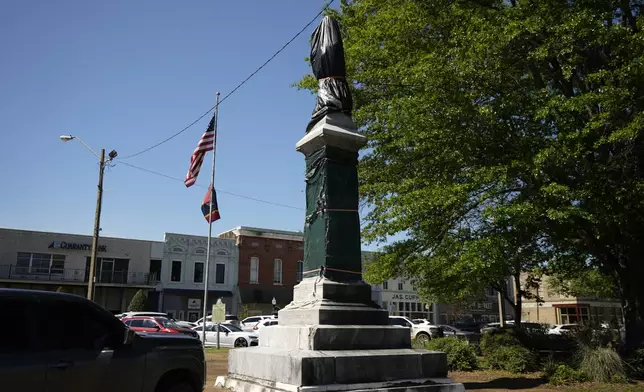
[462,377,548,390]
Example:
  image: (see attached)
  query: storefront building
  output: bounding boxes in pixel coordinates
[521,274,622,326]
[218,226,303,317]
[157,233,239,322]
[0,228,162,313]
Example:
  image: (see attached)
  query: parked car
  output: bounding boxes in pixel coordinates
[116,311,196,329]
[240,315,276,331]
[389,316,441,341]
[252,318,278,331]
[547,324,579,335]
[0,288,205,392]
[196,314,240,327]
[412,318,445,338]
[122,316,199,338]
[438,324,480,343]
[192,323,258,347]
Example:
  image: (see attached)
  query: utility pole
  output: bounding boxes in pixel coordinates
[498,291,506,327]
[87,148,105,301]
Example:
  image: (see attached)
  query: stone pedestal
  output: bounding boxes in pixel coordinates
[219,114,464,392]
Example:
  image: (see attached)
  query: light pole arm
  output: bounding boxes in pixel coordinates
[73,136,101,161]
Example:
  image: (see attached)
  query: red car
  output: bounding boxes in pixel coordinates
[122,316,198,338]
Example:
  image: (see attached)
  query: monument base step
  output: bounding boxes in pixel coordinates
[219,375,465,392]
[227,347,448,386]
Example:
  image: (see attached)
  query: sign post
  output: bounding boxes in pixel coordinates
[212,298,226,349]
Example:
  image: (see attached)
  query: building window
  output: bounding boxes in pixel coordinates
[16,252,65,275]
[296,261,303,282]
[215,263,225,284]
[172,247,183,252]
[249,257,259,284]
[398,281,403,291]
[193,262,204,283]
[171,260,182,282]
[273,259,282,284]
[558,306,590,324]
[217,251,228,256]
[485,287,496,296]
[195,249,205,254]
[149,259,162,282]
[383,281,388,290]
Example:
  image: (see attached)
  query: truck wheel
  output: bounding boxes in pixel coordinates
[234,338,248,347]
[161,382,194,392]
[416,332,430,343]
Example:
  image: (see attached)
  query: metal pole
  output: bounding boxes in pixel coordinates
[202,92,221,346]
[498,291,506,327]
[87,148,105,301]
[217,322,221,349]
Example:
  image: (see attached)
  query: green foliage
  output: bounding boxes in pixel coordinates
[547,270,618,300]
[56,286,72,293]
[295,0,644,342]
[483,345,537,373]
[548,364,589,386]
[479,330,521,356]
[127,289,148,312]
[626,349,644,380]
[577,346,626,383]
[415,337,478,371]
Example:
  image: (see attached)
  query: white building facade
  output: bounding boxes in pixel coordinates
[0,228,162,314]
[157,232,239,322]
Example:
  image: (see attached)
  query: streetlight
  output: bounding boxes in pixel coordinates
[60,135,117,301]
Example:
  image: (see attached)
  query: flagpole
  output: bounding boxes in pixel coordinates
[202,92,220,347]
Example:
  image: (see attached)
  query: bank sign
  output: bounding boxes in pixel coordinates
[49,241,107,252]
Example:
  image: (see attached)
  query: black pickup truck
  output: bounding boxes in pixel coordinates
[0,288,205,392]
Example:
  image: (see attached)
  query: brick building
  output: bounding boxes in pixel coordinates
[218,226,304,315]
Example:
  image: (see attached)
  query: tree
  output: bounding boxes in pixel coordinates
[127,289,148,312]
[296,0,644,347]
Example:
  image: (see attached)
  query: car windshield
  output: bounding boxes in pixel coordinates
[412,320,424,324]
[223,324,243,332]
[155,317,180,328]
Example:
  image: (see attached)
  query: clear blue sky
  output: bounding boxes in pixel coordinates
[0,0,364,244]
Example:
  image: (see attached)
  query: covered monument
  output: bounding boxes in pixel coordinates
[219,15,464,392]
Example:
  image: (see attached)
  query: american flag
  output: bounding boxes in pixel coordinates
[184,115,215,187]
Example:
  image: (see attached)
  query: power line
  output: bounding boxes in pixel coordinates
[117,161,305,211]
[119,0,335,160]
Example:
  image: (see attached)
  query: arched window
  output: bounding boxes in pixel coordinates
[216,250,228,256]
[172,246,184,253]
[194,248,206,254]
[273,259,282,285]
[249,257,259,284]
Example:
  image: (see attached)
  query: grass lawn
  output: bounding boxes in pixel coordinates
[205,350,644,392]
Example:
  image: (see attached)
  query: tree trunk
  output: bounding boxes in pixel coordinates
[513,273,522,328]
[618,268,643,352]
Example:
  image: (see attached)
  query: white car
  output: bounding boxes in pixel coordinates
[389,316,441,341]
[240,315,276,331]
[196,314,241,327]
[547,324,579,335]
[193,323,259,348]
[252,318,279,332]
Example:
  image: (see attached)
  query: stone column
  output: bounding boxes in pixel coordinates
[220,114,464,392]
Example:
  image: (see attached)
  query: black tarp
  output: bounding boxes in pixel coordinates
[306,16,353,133]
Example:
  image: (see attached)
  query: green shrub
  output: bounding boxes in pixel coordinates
[479,330,521,356]
[416,337,478,371]
[548,365,589,386]
[577,346,626,383]
[484,345,536,373]
[626,348,644,380]
[127,289,148,312]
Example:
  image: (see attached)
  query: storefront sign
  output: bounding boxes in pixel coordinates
[188,298,201,309]
[392,293,420,301]
[49,241,107,252]
[468,302,493,311]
